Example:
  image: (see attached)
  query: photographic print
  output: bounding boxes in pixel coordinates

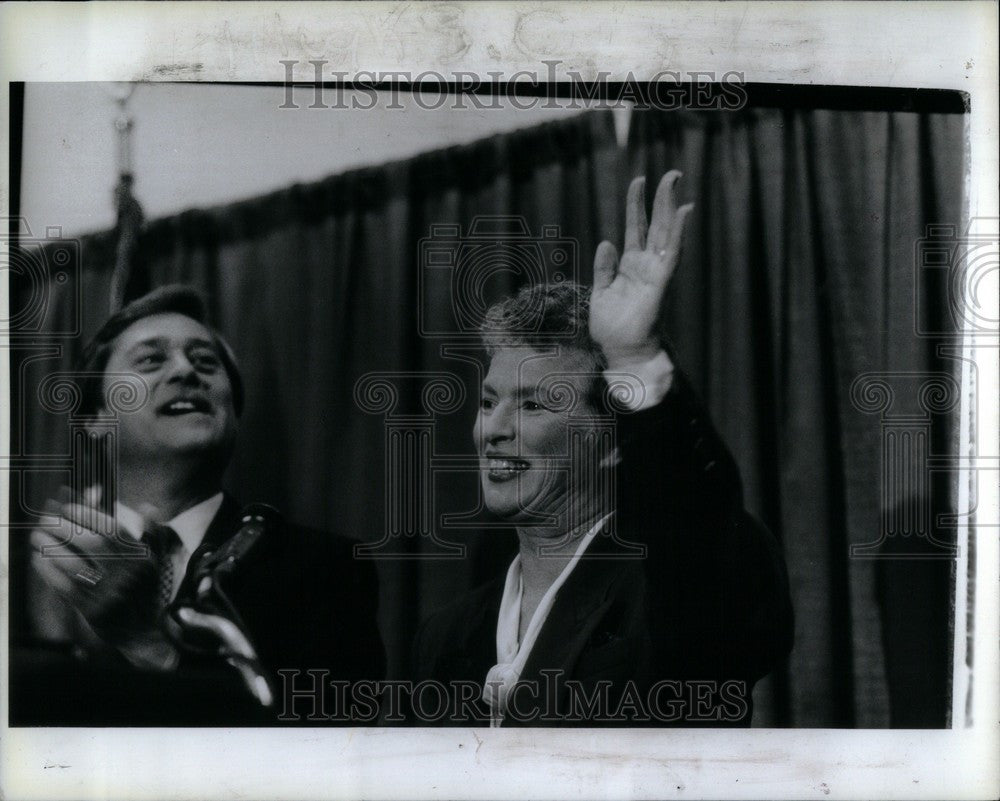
[1,2,997,800]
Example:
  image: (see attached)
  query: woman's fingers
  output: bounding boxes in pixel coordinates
[646,170,683,255]
[593,240,620,290]
[623,176,648,252]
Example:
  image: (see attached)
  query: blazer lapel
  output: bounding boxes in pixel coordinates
[515,533,626,720]
[452,577,505,683]
[201,493,241,549]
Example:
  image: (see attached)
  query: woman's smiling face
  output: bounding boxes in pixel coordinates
[474,346,601,525]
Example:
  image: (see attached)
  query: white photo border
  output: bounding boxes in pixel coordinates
[1,2,997,800]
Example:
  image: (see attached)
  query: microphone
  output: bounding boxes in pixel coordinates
[195,503,283,580]
[167,503,284,708]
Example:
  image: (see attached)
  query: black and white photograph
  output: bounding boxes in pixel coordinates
[1,2,997,800]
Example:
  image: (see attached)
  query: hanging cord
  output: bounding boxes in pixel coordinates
[109,174,144,313]
[107,87,144,313]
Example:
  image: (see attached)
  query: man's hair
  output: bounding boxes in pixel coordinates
[75,284,245,417]
[480,282,608,408]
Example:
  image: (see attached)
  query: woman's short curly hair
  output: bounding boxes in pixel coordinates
[480,282,608,407]
[480,283,604,359]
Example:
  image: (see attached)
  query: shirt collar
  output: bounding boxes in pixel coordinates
[486,513,613,722]
[498,513,612,652]
[115,492,225,554]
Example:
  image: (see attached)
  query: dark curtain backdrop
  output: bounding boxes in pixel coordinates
[12,104,965,728]
[628,107,965,727]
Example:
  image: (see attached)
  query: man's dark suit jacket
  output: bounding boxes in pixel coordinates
[412,373,794,727]
[11,495,385,726]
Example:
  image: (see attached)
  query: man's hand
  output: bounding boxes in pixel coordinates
[590,171,694,370]
[30,490,164,647]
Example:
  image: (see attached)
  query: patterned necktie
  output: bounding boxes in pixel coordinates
[142,523,180,610]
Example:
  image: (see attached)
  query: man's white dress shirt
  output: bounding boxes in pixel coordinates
[112,492,224,670]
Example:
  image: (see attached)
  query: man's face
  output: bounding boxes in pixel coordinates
[474,346,601,523]
[100,312,238,465]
